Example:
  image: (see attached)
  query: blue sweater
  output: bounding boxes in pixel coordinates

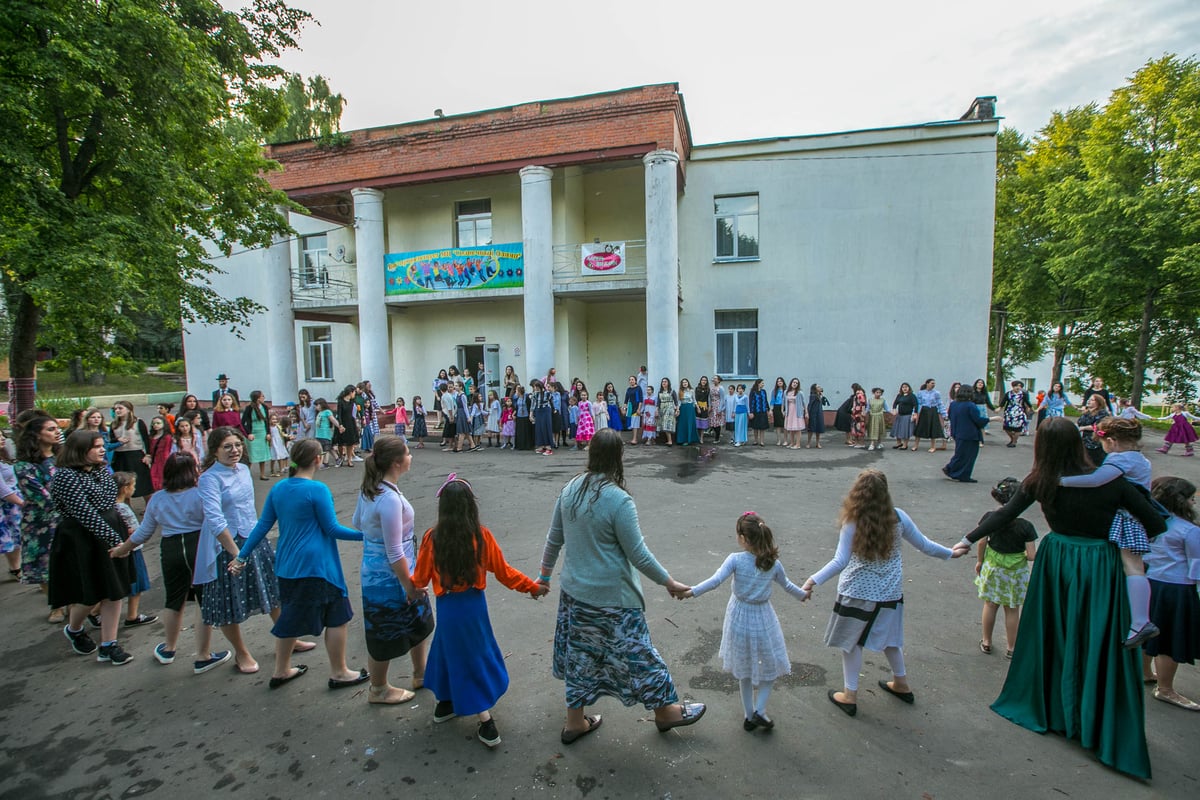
[238,477,362,594]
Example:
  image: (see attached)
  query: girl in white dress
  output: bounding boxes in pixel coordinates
[682,513,808,731]
[267,413,290,477]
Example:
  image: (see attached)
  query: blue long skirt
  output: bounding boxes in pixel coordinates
[425,588,508,716]
[533,407,554,448]
[606,402,624,431]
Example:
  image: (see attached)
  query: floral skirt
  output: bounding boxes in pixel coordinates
[975,547,1030,607]
[553,591,679,710]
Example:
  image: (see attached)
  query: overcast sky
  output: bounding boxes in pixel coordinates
[258,0,1200,144]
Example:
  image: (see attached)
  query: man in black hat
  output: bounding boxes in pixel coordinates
[212,374,240,406]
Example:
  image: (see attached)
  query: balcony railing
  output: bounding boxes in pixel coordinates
[552,240,647,290]
[291,262,357,309]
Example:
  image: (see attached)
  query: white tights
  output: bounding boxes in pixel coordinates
[841,645,906,691]
[738,677,774,717]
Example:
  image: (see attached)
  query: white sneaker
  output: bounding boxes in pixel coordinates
[353,455,364,462]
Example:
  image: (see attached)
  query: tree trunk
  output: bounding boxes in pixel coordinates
[1130,291,1155,407]
[6,287,41,416]
[1051,321,1068,387]
[991,309,1007,402]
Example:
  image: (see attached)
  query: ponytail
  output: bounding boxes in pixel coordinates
[288,439,322,477]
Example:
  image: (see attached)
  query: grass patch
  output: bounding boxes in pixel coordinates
[3,369,184,399]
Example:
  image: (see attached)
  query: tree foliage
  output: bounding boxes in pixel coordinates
[989,55,1200,403]
[266,73,346,144]
[0,0,313,409]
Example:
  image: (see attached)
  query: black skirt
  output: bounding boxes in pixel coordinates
[110,450,153,498]
[1145,579,1200,664]
[750,410,769,430]
[333,420,359,446]
[913,407,945,439]
[833,399,853,433]
[48,510,134,607]
[515,416,534,450]
[771,407,785,428]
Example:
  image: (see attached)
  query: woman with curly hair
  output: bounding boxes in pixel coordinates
[803,469,962,717]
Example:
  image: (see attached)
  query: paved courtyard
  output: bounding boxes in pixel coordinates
[2,430,1197,799]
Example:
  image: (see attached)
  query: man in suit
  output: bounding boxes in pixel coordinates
[212,374,240,406]
[943,384,988,483]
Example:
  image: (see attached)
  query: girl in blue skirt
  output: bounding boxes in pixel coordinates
[413,475,549,747]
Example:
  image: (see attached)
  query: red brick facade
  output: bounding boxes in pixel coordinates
[266,84,691,221]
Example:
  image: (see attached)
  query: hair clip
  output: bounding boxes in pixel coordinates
[288,461,298,469]
[1094,429,1106,437]
[742,510,757,517]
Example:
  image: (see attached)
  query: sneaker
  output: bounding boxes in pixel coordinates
[193,650,233,674]
[433,700,457,723]
[97,642,133,666]
[124,613,158,628]
[153,643,176,664]
[353,455,364,462]
[64,625,97,655]
[477,718,501,748]
[86,614,101,630]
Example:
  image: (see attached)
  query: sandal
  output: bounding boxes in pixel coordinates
[979,640,992,655]
[561,714,603,745]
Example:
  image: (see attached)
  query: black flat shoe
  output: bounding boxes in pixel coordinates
[877,679,915,704]
[656,702,706,732]
[328,668,369,690]
[561,714,602,745]
[827,689,857,717]
[750,712,774,730]
[268,664,307,689]
[743,717,757,732]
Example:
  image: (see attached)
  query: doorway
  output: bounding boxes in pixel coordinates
[455,344,501,392]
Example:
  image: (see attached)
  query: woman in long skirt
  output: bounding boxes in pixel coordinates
[806,384,827,448]
[539,430,705,744]
[352,434,434,705]
[241,391,272,480]
[957,418,1168,779]
[530,381,556,455]
[514,386,534,451]
[912,379,946,452]
[675,378,699,445]
[603,382,624,432]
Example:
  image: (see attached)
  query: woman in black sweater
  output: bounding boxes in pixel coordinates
[955,417,1166,779]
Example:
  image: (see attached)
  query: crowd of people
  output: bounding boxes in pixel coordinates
[1,368,1197,775]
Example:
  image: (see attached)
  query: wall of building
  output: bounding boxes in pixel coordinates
[677,123,997,408]
[292,319,360,402]
[383,174,523,254]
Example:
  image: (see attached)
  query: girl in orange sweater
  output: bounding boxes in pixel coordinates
[413,474,548,748]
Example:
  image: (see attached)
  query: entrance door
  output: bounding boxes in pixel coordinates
[456,344,501,392]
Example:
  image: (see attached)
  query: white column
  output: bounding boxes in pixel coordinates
[263,208,297,403]
[352,188,392,395]
[644,150,680,386]
[520,166,554,381]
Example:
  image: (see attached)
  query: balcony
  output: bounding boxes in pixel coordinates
[552,240,648,298]
[291,262,357,313]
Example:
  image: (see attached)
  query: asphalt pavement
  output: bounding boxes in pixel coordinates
[2,428,1197,799]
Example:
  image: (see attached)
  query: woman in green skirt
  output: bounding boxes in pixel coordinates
[954,417,1167,779]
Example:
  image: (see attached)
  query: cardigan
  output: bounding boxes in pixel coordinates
[541,474,671,609]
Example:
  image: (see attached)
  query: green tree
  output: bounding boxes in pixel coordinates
[1052,55,1200,405]
[0,0,312,413]
[266,73,347,144]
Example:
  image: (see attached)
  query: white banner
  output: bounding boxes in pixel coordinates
[581,241,626,276]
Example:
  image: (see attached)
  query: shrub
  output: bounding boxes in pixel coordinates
[35,392,93,419]
[105,356,144,376]
[158,359,185,374]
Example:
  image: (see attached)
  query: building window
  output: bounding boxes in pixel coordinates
[300,234,328,287]
[714,310,758,377]
[455,199,492,247]
[303,326,333,381]
[714,194,759,261]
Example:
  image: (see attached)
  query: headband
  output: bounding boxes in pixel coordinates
[436,472,474,498]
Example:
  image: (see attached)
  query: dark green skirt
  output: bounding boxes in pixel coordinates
[991,532,1150,779]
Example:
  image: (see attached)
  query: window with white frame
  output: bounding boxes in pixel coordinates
[303,326,333,381]
[714,310,758,377]
[300,234,329,287]
[714,194,759,261]
[455,199,492,247]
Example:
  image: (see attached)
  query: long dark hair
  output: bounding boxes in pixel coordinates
[247,390,268,424]
[15,412,59,463]
[567,429,626,518]
[432,480,485,590]
[361,435,408,500]
[1023,416,1092,504]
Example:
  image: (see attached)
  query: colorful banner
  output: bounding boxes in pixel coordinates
[384,243,523,295]
[581,241,626,275]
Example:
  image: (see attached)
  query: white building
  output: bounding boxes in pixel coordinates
[184,84,998,409]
